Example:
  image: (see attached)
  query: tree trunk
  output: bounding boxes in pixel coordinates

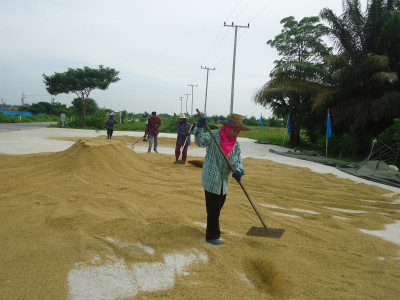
[82,98,87,128]
[289,119,301,147]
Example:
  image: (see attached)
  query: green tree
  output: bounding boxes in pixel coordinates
[30,102,47,115]
[314,0,400,139]
[378,117,400,150]
[51,102,69,115]
[71,98,99,120]
[42,65,120,127]
[253,16,332,147]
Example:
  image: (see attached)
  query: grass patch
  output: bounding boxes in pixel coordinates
[0,114,59,123]
[240,126,287,145]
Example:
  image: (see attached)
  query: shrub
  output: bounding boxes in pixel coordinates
[379,118,400,150]
[86,111,109,130]
[338,133,358,158]
[317,135,339,155]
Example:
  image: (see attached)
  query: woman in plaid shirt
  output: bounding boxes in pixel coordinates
[194,114,250,245]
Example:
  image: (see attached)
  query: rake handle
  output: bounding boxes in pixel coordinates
[129,124,158,147]
[177,123,195,161]
[129,136,145,147]
[195,109,269,230]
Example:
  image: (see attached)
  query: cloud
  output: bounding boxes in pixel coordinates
[0,0,344,117]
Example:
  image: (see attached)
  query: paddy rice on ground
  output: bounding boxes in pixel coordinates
[1,135,399,299]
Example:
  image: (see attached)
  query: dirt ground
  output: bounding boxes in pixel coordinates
[1,135,400,299]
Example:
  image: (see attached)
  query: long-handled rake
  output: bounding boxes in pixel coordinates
[128,125,156,149]
[196,109,285,238]
[128,136,145,149]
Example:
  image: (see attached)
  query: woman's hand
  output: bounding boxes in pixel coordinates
[232,170,242,182]
[197,117,208,128]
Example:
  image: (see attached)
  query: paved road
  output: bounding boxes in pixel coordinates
[0,122,57,132]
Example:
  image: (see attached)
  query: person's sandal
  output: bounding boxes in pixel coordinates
[206,239,224,245]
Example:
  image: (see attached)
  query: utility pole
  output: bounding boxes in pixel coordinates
[179,97,184,114]
[183,93,191,115]
[201,66,215,116]
[224,22,250,115]
[188,84,198,116]
[21,93,25,106]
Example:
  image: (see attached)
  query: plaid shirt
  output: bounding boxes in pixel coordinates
[194,127,244,195]
[146,116,161,135]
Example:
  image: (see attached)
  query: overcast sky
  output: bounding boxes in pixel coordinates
[0,0,345,118]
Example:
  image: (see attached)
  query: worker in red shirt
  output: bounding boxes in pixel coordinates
[146,111,162,153]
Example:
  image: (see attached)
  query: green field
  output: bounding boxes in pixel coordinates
[239,126,287,145]
[0,114,58,123]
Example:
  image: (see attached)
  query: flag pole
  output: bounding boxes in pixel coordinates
[325,108,331,157]
[256,114,263,138]
[283,113,290,145]
[254,123,259,138]
[325,138,328,157]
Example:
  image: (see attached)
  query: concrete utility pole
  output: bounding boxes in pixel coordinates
[188,84,198,116]
[201,66,215,116]
[183,93,191,115]
[21,93,25,106]
[179,97,184,114]
[224,22,250,115]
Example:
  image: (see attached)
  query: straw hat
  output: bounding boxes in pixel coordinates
[109,112,115,116]
[218,113,250,131]
[178,113,187,119]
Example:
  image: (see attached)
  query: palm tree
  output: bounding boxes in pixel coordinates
[254,16,332,146]
[314,0,400,137]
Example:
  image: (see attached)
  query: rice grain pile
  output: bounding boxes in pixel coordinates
[1,136,399,299]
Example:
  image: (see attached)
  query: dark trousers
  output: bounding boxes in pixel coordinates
[175,143,188,161]
[107,129,113,139]
[205,189,226,240]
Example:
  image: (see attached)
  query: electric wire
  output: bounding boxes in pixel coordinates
[212,0,277,68]
[188,0,278,113]
[225,0,245,21]
[233,0,254,22]
[190,0,246,85]
[199,0,277,71]
[248,0,276,24]
[195,0,244,73]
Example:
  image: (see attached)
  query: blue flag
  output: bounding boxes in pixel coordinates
[287,113,291,134]
[260,114,263,130]
[326,109,331,139]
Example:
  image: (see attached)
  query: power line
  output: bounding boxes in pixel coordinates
[200,0,244,65]
[211,0,278,71]
[204,30,231,69]
[189,0,277,115]
[192,0,247,84]
[225,0,245,21]
[233,0,254,22]
[248,0,276,24]
[213,0,275,68]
